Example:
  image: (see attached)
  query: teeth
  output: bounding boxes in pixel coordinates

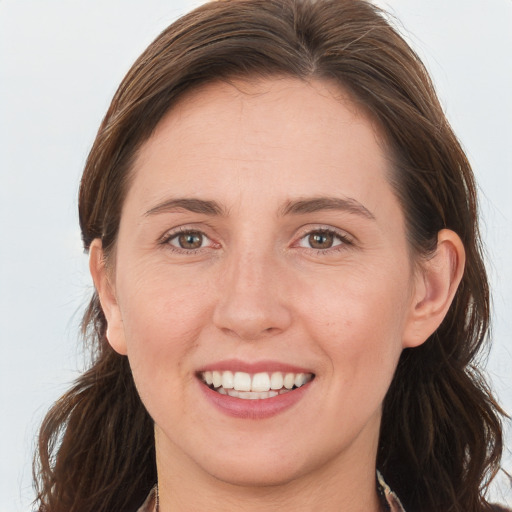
[222,371,234,389]
[212,371,222,388]
[270,372,284,390]
[227,389,280,399]
[201,370,313,395]
[251,372,270,392]
[233,372,251,391]
[283,373,295,390]
[294,373,306,387]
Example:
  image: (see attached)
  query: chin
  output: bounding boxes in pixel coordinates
[205,459,306,488]
[193,438,336,490]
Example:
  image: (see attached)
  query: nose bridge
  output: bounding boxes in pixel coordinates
[213,242,291,340]
[231,247,268,294]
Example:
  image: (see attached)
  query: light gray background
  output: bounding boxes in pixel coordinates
[1,1,511,510]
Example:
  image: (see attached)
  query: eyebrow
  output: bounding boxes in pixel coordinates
[144,195,375,220]
[280,196,375,220]
[144,198,226,217]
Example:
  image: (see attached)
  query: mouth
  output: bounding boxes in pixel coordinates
[199,370,314,400]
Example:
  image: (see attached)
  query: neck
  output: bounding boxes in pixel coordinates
[155,426,383,512]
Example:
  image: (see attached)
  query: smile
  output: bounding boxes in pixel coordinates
[200,370,314,400]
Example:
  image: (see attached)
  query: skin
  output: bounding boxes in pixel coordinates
[90,78,465,511]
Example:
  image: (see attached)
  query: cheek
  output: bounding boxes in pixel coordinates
[119,259,208,329]
[115,264,212,379]
[297,263,410,374]
[115,268,211,428]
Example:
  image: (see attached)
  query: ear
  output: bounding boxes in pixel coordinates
[402,229,465,348]
[89,239,128,355]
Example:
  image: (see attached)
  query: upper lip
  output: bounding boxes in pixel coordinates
[196,359,314,375]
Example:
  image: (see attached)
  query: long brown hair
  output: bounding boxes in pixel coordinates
[34,1,507,510]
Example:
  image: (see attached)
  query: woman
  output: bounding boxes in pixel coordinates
[33,0,509,511]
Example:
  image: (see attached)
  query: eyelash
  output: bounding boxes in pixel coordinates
[294,227,353,253]
[159,226,353,255]
[160,227,216,254]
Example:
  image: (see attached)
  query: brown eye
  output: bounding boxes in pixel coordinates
[308,231,335,249]
[170,231,205,250]
[297,229,347,251]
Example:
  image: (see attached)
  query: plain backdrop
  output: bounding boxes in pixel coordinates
[1,1,511,510]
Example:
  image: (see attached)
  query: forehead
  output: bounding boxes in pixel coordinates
[144,77,380,149]
[127,77,400,227]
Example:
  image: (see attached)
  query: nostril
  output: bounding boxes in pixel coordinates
[216,323,286,342]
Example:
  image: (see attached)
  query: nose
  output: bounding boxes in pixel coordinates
[212,250,292,341]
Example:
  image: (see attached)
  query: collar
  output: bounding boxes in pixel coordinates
[377,470,406,511]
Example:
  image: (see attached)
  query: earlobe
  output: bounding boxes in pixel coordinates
[89,239,128,355]
[403,229,465,348]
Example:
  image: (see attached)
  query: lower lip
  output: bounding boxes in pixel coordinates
[198,380,312,419]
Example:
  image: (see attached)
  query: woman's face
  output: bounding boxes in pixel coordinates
[100,78,424,487]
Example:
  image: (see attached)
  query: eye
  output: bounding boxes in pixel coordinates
[297,229,348,250]
[167,230,210,250]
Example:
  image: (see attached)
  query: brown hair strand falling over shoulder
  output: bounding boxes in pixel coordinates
[34,1,507,511]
